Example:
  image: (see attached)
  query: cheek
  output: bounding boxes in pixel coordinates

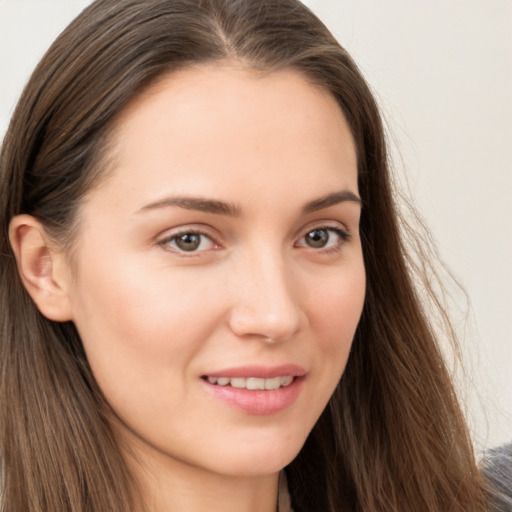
[70,259,226,392]
[282,264,365,456]
[303,259,365,401]
[310,261,366,350]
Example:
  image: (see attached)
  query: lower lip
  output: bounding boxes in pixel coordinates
[202,377,304,415]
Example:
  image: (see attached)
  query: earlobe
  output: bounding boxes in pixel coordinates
[9,215,74,322]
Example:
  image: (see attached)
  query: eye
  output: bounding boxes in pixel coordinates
[297,227,349,250]
[160,231,217,253]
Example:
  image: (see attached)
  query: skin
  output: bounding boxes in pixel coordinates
[11,64,365,512]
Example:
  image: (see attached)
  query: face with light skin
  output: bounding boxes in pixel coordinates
[13,63,365,510]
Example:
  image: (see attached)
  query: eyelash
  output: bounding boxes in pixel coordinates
[158,229,218,254]
[295,226,350,253]
[157,225,351,256]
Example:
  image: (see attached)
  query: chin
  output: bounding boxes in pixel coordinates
[203,429,309,478]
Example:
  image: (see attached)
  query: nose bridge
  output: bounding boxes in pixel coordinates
[228,243,302,341]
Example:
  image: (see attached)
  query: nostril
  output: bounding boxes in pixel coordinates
[227,310,302,343]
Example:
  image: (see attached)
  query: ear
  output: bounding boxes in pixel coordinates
[9,215,74,322]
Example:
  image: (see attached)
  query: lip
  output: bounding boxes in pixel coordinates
[201,365,306,415]
[203,364,306,379]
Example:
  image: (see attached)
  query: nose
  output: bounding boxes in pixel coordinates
[227,249,304,343]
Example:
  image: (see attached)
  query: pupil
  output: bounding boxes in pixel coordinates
[177,233,200,251]
[306,229,328,248]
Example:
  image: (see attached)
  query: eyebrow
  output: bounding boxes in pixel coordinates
[138,197,241,216]
[301,190,361,213]
[137,189,361,217]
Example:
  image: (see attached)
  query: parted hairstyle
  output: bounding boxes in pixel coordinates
[0,0,489,511]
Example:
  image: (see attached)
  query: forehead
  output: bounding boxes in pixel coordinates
[86,63,358,215]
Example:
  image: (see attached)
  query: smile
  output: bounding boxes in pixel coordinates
[205,376,294,390]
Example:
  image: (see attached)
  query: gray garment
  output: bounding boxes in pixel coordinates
[481,443,512,511]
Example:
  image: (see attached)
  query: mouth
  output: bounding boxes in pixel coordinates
[201,371,305,414]
[203,375,295,390]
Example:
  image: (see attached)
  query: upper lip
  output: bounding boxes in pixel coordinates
[203,364,307,379]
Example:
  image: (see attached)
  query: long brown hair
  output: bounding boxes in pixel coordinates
[0,1,487,510]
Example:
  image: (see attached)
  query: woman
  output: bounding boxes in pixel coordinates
[0,0,490,511]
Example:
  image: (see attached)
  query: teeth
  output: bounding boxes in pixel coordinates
[206,376,295,390]
[264,377,281,390]
[280,376,293,387]
[230,378,246,389]
[246,378,265,390]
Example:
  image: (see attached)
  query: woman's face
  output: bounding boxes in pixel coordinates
[66,65,365,477]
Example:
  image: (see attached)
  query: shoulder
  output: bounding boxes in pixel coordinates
[481,443,512,512]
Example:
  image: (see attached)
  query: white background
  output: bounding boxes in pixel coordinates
[1,0,511,451]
